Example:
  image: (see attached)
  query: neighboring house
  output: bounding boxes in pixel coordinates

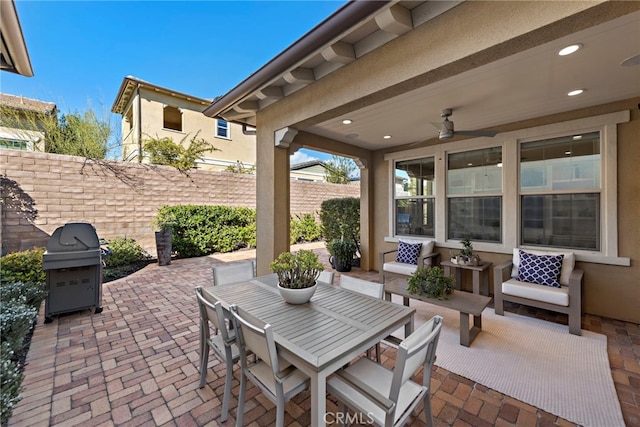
[110,76,257,171]
[290,160,332,182]
[203,1,640,325]
[0,93,56,151]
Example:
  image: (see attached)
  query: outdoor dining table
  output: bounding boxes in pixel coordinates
[204,274,416,427]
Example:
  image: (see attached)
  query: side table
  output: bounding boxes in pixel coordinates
[440,260,492,296]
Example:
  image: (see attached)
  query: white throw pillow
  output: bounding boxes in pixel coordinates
[399,238,435,258]
[511,248,575,286]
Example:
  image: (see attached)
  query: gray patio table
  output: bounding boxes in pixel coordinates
[204,274,415,427]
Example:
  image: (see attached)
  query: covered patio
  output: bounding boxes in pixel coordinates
[8,244,638,426]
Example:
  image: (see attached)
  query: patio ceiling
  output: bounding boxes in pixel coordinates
[206,2,639,151]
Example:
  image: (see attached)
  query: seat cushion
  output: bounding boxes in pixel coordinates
[511,248,575,286]
[396,240,422,264]
[383,261,418,276]
[516,250,563,287]
[502,278,569,306]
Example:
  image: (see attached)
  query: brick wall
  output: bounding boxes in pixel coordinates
[0,149,359,256]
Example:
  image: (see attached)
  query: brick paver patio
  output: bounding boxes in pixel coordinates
[8,242,639,426]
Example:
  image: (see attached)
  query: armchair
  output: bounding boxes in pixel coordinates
[379,238,440,284]
[494,248,583,335]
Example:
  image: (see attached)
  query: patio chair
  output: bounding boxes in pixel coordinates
[229,304,310,427]
[318,270,335,285]
[195,287,239,422]
[339,275,384,362]
[380,238,440,284]
[327,315,443,427]
[212,260,255,286]
[494,248,584,335]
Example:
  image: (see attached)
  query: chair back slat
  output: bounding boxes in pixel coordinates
[229,305,280,372]
[318,270,335,285]
[390,315,443,400]
[339,275,384,299]
[195,287,228,338]
[213,261,256,286]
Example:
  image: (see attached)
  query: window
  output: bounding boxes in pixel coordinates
[394,157,435,237]
[0,139,28,150]
[163,105,182,131]
[520,132,600,250]
[216,119,229,138]
[447,147,502,242]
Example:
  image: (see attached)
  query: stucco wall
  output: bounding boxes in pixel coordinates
[0,149,358,257]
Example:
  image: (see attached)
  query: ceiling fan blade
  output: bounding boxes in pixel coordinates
[455,130,499,137]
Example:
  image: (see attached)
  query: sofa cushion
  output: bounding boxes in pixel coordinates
[502,278,569,306]
[399,238,435,259]
[517,250,563,288]
[396,240,422,265]
[383,261,418,276]
[511,248,575,286]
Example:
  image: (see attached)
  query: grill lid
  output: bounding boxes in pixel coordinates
[46,223,100,252]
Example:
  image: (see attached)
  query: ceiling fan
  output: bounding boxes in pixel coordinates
[431,108,499,140]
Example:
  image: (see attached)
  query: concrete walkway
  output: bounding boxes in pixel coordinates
[8,242,638,426]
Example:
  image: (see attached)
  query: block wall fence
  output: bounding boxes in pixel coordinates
[0,149,360,257]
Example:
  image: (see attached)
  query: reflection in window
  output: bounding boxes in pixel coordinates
[447,147,502,242]
[520,132,601,250]
[394,157,435,237]
[163,105,182,131]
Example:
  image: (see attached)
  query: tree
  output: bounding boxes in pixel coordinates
[142,131,219,172]
[0,104,113,159]
[324,155,357,184]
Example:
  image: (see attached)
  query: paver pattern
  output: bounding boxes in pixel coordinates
[8,242,639,427]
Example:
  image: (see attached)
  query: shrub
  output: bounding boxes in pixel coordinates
[0,248,45,285]
[320,197,360,251]
[290,213,322,244]
[0,282,47,311]
[155,205,257,258]
[104,237,150,267]
[0,300,36,356]
[0,343,24,425]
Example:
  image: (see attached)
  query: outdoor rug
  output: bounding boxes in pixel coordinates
[398,300,625,427]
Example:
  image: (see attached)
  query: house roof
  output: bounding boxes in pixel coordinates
[290,160,328,171]
[0,0,33,77]
[111,76,213,115]
[0,93,56,115]
[201,1,640,151]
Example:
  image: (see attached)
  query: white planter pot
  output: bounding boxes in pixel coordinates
[277,283,317,304]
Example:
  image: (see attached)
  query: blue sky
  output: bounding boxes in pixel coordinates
[2,0,347,163]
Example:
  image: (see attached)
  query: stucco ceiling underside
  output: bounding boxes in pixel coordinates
[216,2,639,152]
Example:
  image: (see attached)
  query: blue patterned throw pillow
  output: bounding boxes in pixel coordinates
[396,240,422,265]
[517,250,564,287]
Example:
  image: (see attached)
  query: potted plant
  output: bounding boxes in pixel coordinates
[328,239,357,272]
[450,237,481,266]
[407,266,455,300]
[153,211,177,266]
[270,249,324,304]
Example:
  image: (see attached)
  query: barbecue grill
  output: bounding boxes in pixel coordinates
[42,223,103,323]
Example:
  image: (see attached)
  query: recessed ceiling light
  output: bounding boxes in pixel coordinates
[568,89,584,96]
[467,163,473,166]
[383,135,391,139]
[342,119,352,125]
[565,151,572,155]
[558,44,582,56]
[572,135,583,140]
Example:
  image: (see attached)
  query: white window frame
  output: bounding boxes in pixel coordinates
[216,119,230,139]
[384,110,630,266]
[392,156,436,238]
